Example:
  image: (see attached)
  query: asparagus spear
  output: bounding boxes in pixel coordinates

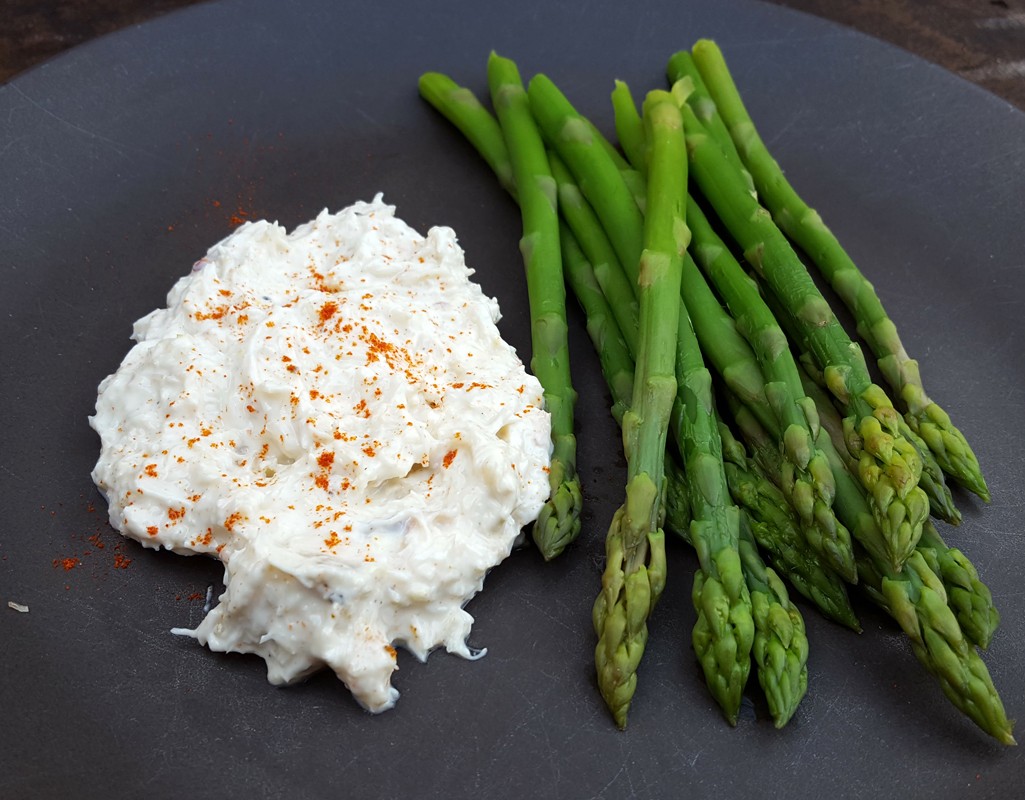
[549,152,640,356]
[738,511,809,727]
[800,368,998,648]
[686,197,855,583]
[681,102,929,572]
[760,267,960,526]
[418,71,517,194]
[736,381,1013,742]
[488,53,582,560]
[856,550,1014,744]
[918,523,999,651]
[591,90,685,727]
[528,74,645,278]
[611,80,646,173]
[560,224,635,426]
[665,51,755,198]
[690,39,988,502]
[665,433,809,725]
[718,413,860,630]
[671,298,755,725]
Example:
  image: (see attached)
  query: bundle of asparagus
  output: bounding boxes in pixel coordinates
[417,42,1012,745]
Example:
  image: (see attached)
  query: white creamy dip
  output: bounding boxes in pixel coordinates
[90,196,551,712]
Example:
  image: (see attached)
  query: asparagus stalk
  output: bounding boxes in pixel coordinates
[591,90,685,727]
[560,225,635,426]
[686,197,855,583]
[488,53,582,560]
[665,51,755,198]
[672,302,755,725]
[718,413,860,630]
[681,102,929,572]
[738,511,809,727]
[528,74,646,278]
[611,80,646,174]
[418,71,516,194]
[800,369,998,648]
[735,380,1013,742]
[549,152,640,356]
[918,522,999,651]
[665,434,809,725]
[690,39,988,502]
[616,90,759,721]
[856,550,1014,744]
[760,268,961,526]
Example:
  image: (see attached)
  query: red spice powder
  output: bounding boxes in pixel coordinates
[319,301,339,324]
[443,450,458,469]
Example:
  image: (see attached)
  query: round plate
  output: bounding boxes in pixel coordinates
[2,0,1023,796]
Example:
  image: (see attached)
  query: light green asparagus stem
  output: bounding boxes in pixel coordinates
[738,511,809,727]
[592,90,685,727]
[690,39,988,502]
[611,80,646,173]
[549,152,640,356]
[488,53,582,560]
[718,413,860,630]
[418,71,516,194]
[793,356,960,525]
[665,52,755,198]
[560,225,634,425]
[681,102,929,572]
[587,119,648,214]
[528,74,646,278]
[686,198,855,583]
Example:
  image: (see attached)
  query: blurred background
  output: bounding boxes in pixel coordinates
[2,0,1024,111]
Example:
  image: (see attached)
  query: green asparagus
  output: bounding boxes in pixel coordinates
[718,413,860,630]
[488,53,582,560]
[738,511,809,727]
[690,38,988,502]
[592,90,685,727]
[686,197,855,583]
[682,101,929,572]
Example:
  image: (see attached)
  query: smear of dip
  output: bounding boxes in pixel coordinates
[90,196,551,712]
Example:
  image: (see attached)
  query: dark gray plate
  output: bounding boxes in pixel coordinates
[2,1,1023,797]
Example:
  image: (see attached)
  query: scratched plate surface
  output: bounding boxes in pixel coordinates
[2,1,1024,797]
